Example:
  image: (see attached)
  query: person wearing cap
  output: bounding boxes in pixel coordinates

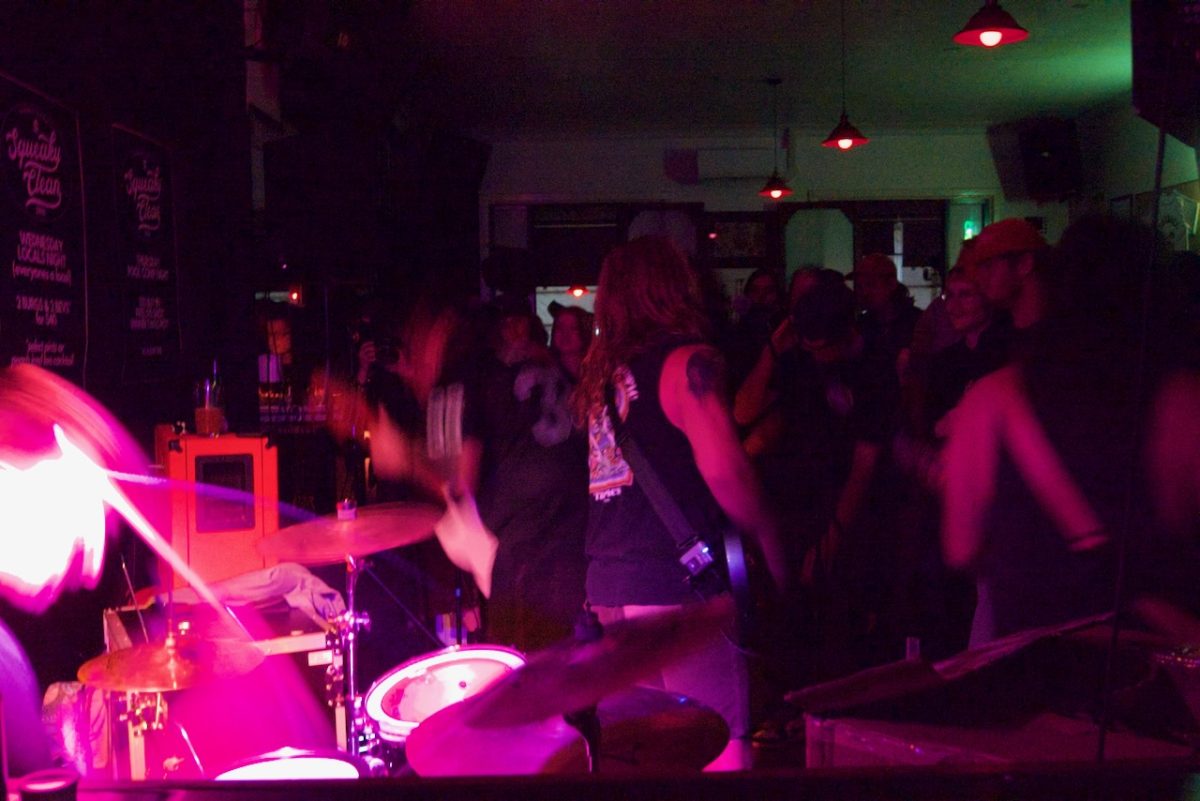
[734,268,845,447]
[966,217,1049,331]
[736,277,901,682]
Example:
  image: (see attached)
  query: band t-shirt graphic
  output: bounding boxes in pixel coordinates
[587,365,637,501]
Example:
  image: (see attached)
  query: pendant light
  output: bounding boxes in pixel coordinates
[822,0,868,150]
[758,77,793,200]
[953,0,1028,48]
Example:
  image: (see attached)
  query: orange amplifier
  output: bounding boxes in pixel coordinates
[156,428,280,587]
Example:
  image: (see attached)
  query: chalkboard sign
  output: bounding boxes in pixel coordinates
[112,125,179,381]
[0,71,86,381]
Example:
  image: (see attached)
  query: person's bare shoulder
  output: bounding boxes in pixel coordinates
[661,344,727,425]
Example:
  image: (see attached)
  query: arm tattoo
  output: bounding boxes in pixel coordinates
[686,348,727,400]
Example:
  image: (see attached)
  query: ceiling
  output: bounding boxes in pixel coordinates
[381,0,1133,141]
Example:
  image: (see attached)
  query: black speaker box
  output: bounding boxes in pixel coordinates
[1132,0,1200,149]
[987,118,1083,203]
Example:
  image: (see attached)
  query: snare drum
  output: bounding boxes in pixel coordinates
[364,645,525,744]
[215,748,366,781]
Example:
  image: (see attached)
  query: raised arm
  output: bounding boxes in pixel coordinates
[661,344,787,589]
[941,368,1007,570]
[733,316,795,427]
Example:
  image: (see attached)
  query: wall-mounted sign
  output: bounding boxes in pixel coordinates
[112,125,179,381]
[0,71,87,381]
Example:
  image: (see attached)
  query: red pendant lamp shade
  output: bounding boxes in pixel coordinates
[758,171,793,200]
[821,112,869,150]
[824,0,868,151]
[953,0,1028,48]
[758,78,793,200]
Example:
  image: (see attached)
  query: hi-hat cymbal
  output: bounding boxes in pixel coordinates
[406,686,730,776]
[78,638,265,692]
[257,502,443,565]
[452,596,734,730]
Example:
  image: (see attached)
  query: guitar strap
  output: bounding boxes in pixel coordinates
[604,393,724,584]
[603,394,757,646]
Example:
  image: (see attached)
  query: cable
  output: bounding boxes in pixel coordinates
[119,555,150,643]
[361,564,444,649]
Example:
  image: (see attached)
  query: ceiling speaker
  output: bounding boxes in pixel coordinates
[987,117,1083,203]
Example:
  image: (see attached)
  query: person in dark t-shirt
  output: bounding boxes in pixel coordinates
[456,298,588,652]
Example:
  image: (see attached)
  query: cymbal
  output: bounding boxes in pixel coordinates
[406,686,729,776]
[78,638,265,692]
[453,596,734,730]
[257,502,444,565]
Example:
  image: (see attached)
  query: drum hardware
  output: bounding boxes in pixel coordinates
[324,659,345,708]
[255,502,446,759]
[340,553,371,756]
[80,629,267,780]
[118,692,168,735]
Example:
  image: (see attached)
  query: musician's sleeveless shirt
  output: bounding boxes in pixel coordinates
[585,338,726,606]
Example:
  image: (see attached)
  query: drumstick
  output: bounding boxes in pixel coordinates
[101,474,254,640]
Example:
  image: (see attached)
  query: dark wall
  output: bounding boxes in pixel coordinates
[0,2,253,442]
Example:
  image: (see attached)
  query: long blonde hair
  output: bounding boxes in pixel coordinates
[572,236,711,424]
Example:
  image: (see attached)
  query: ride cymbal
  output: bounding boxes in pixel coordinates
[257,502,443,565]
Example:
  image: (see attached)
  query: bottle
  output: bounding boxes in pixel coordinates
[195,359,225,436]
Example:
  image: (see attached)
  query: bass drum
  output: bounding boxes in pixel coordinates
[214,748,367,780]
[364,645,525,745]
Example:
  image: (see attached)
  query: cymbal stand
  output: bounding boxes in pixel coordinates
[564,707,602,774]
[337,553,372,756]
[563,608,604,773]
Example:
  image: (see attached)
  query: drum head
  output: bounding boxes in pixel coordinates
[215,748,365,780]
[364,645,525,743]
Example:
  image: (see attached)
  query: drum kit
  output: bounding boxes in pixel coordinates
[76,502,734,780]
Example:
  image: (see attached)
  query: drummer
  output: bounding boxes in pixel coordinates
[362,297,588,654]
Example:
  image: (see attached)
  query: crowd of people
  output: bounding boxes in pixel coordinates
[344,213,1200,742]
[1,212,1198,777]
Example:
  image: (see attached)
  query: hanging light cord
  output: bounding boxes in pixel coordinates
[839,0,848,115]
[769,77,781,173]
